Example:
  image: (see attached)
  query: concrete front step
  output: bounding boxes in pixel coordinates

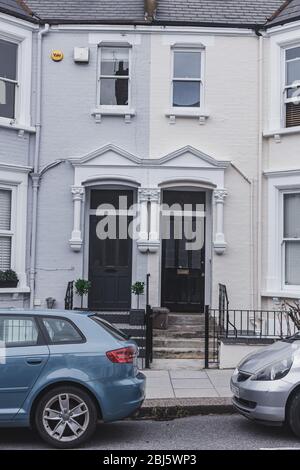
[153,347,206,359]
[153,337,215,348]
[168,314,205,326]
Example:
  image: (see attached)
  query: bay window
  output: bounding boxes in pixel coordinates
[172,48,203,108]
[284,46,300,127]
[98,45,130,107]
[0,39,18,120]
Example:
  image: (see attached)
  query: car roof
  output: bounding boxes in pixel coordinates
[0,308,91,318]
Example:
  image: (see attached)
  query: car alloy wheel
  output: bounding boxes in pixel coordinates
[42,393,90,442]
[35,386,98,448]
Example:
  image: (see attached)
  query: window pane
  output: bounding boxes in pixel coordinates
[287,60,300,86]
[100,77,128,105]
[173,81,200,107]
[0,189,11,230]
[0,79,16,119]
[174,51,201,79]
[42,318,82,343]
[0,317,38,346]
[101,47,129,76]
[286,47,300,61]
[284,193,300,238]
[285,242,300,285]
[0,237,11,269]
[0,39,17,80]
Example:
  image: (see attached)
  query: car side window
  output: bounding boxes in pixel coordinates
[41,317,84,344]
[0,316,39,347]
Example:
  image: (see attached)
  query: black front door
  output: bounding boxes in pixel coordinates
[161,191,206,313]
[88,190,133,310]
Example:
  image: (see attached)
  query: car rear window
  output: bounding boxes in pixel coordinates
[90,316,128,341]
[41,317,84,344]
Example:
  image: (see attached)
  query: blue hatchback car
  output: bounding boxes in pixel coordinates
[0,309,146,448]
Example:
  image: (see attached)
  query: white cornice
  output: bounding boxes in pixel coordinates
[0,162,32,173]
[0,12,38,31]
[264,168,300,178]
[265,19,300,36]
[51,24,255,37]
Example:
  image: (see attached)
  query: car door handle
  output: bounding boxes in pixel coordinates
[26,358,43,365]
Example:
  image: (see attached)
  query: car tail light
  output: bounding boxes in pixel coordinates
[106,346,137,363]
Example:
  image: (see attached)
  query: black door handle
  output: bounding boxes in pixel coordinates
[26,358,43,365]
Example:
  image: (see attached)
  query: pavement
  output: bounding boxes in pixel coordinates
[133,367,234,419]
[143,368,233,399]
[1,415,299,449]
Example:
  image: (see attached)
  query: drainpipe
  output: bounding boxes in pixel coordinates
[256,31,264,309]
[29,23,50,309]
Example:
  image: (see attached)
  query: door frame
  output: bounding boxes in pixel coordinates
[159,187,213,311]
[83,184,138,310]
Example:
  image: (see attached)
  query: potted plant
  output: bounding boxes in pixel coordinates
[0,269,19,288]
[75,279,91,309]
[131,281,145,309]
[130,281,145,325]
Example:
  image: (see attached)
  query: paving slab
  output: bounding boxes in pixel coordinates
[172,378,213,389]
[174,388,219,398]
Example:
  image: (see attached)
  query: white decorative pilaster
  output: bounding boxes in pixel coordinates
[137,188,160,253]
[69,186,85,252]
[213,188,228,255]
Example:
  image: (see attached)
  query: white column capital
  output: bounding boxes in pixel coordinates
[214,188,228,204]
[71,186,85,201]
[138,188,160,203]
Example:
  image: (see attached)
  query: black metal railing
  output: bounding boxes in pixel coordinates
[218,308,298,339]
[145,273,153,369]
[64,281,74,310]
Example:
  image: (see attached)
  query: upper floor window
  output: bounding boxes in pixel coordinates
[0,39,18,120]
[283,192,300,286]
[172,49,203,108]
[98,45,130,107]
[284,46,300,128]
[0,188,13,270]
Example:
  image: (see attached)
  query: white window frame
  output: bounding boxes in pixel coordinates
[170,46,204,112]
[280,189,300,290]
[264,170,300,298]
[0,164,30,292]
[0,15,34,131]
[0,38,19,121]
[282,44,300,128]
[0,185,16,271]
[95,43,133,115]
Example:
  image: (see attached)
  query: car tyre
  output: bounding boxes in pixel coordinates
[35,385,98,448]
[287,390,300,438]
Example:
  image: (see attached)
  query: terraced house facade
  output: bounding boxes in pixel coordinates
[0,0,300,323]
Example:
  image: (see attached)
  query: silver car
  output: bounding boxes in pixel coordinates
[231,332,300,437]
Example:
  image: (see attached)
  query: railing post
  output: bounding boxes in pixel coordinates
[145,274,152,369]
[204,305,209,369]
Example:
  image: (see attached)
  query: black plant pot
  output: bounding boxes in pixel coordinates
[129,309,145,326]
[0,280,18,288]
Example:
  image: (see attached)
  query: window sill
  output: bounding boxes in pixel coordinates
[0,286,30,294]
[165,108,209,124]
[262,290,300,300]
[263,126,300,142]
[0,118,36,135]
[91,107,136,123]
